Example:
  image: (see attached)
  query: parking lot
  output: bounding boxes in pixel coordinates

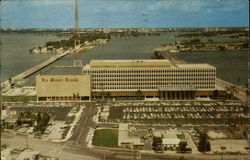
[2,102,83,139]
[102,101,248,125]
[210,139,248,153]
[6,102,79,120]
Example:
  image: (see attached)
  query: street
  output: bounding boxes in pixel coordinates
[70,102,98,146]
[1,132,99,160]
[2,130,249,160]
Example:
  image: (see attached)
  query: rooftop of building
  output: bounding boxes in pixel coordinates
[83,59,216,69]
[5,115,18,123]
[88,59,172,68]
[153,130,181,145]
[118,124,143,145]
[40,66,82,75]
[175,64,216,69]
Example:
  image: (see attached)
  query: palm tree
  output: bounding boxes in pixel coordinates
[230,86,237,99]
[136,90,143,100]
[100,83,105,100]
[106,92,111,100]
[213,89,219,100]
[226,86,237,100]
[18,112,25,125]
[92,85,96,99]
[245,89,249,102]
[225,86,231,99]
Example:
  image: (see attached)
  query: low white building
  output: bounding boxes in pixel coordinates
[153,130,181,150]
[162,138,180,150]
[118,124,144,149]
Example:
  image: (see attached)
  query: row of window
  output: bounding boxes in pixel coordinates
[92,78,216,81]
[46,96,85,99]
[93,86,214,90]
[83,69,215,74]
[93,82,215,85]
[91,74,216,77]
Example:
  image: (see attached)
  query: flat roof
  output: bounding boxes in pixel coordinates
[83,60,216,69]
[41,66,82,75]
[175,64,215,69]
[118,124,143,145]
[162,138,180,145]
[5,115,18,123]
[89,59,172,68]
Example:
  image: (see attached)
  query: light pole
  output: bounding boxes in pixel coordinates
[136,152,141,160]
[221,146,226,160]
[26,134,29,149]
[131,145,134,160]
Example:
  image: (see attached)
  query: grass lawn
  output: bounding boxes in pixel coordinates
[93,129,118,147]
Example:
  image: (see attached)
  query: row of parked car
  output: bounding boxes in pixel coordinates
[17,126,34,134]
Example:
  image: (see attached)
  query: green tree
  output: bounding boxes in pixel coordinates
[100,83,105,100]
[178,141,188,152]
[8,77,12,85]
[198,131,211,152]
[179,157,186,160]
[106,92,111,100]
[207,39,214,43]
[152,137,162,150]
[218,45,226,51]
[35,112,50,133]
[226,86,237,100]
[26,111,31,117]
[213,89,219,100]
[36,112,42,124]
[190,39,201,44]
[136,90,143,100]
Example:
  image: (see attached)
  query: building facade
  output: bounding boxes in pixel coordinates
[36,68,91,101]
[82,60,216,99]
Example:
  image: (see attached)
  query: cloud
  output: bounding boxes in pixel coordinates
[147,1,163,11]
[82,1,135,14]
[147,0,203,13]
[203,0,248,14]
[220,0,246,12]
[179,0,203,12]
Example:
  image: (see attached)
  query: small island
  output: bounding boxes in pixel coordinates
[29,32,111,54]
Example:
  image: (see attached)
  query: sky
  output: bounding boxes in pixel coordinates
[0,0,249,28]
